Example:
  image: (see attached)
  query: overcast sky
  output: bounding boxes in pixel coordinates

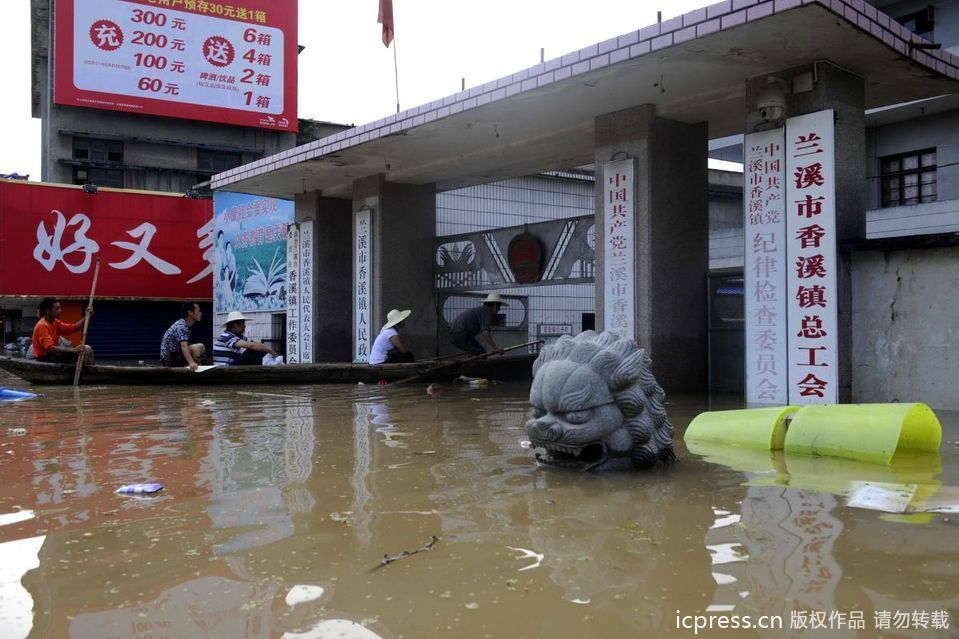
[1,0,709,180]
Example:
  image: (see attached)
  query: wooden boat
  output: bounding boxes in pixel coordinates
[0,354,537,386]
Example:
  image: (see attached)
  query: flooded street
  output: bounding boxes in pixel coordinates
[1,376,957,638]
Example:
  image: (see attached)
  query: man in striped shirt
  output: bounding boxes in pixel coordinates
[213,311,278,366]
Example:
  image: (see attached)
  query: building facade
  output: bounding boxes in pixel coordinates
[206,0,958,406]
[30,0,301,194]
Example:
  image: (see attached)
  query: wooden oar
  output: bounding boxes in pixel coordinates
[416,351,472,364]
[73,258,101,386]
[389,340,543,387]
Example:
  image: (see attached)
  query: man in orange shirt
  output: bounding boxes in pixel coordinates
[31,297,95,364]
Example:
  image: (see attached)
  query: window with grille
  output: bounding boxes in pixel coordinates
[73,138,123,163]
[197,149,243,173]
[73,167,124,188]
[880,149,936,207]
[72,138,125,187]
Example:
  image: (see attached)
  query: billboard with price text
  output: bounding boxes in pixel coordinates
[54,0,297,132]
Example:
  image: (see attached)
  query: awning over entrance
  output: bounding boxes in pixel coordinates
[212,0,959,200]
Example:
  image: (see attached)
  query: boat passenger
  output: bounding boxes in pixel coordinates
[31,297,95,364]
[160,302,206,371]
[448,294,506,356]
[213,311,278,366]
[369,309,414,364]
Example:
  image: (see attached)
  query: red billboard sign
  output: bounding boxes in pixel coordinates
[0,180,213,299]
[54,0,297,132]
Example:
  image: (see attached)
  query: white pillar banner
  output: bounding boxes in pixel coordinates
[602,158,635,340]
[286,223,301,364]
[299,219,314,363]
[353,208,372,363]
[785,110,838,404]
[744,128,788,405]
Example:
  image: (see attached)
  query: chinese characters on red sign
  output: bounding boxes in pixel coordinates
[55,0,297,131]
[744,129,788,404]
[354,210,372,362]
[785,111,838,403]
[603,159,635,339]
[0,181,212,299]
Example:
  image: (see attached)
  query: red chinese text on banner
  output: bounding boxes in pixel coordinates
[0,181,212,299]
[785,110,838,404]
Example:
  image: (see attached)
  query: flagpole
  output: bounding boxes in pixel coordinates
[392,37,400,113]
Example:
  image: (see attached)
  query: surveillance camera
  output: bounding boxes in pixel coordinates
[759,105,785,122]
[756,76,787,123]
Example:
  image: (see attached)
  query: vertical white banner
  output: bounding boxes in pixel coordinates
[602,158,635,339]
[353,208,372,363]
[744,128,788,405]
[786,110,838,404]
[286,223,300,364]
[299,219,314,363]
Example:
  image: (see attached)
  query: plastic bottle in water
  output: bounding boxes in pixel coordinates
[115,483,164,495]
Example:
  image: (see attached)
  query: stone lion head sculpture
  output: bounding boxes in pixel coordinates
[526,331,674,471]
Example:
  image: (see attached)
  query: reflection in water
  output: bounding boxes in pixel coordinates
[689,437,958,636]
[0,379,956,638]
[705,487,847,635]
[68,576,281,638]
[206,396,316,554]
[282,618,384,639]
[0,530,43,639]
[351,400,375,546]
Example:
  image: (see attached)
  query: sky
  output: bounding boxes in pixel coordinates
[0,0,710,180]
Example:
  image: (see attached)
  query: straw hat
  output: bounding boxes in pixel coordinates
[382,308,411,330]
[482,293,508,306]
[224,311,250,325]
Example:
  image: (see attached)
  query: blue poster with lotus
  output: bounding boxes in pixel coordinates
[213,191,294,313]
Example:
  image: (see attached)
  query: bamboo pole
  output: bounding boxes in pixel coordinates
[72,258,101,386]
[416,351,471,364]
[388,340,542,387]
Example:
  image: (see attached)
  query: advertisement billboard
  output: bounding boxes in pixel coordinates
[54,0,297,132]
[0,180,212,299]
[212,191,293,313]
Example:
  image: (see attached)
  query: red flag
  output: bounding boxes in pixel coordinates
[378,0,394,47]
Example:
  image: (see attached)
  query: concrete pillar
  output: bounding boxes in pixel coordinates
[747,63,865,401]
[295,192,353,361]
[595,105,709,393]
[352,175,438,358]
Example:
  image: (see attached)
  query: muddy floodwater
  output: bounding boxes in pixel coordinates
[1,376,957,639]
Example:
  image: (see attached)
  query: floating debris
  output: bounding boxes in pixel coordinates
[454,375,488,388]
[506,546,544,571]
[847,482,917,514]
[285,584,326,606]
[115,483,164,495]
[329,512,353,525]
[377,535,439,568]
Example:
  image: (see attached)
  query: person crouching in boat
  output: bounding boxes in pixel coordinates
[160,302,206,371]
[213,311,278,366]
[448,293,506,356]
[369,309,414,364]
[31,297,95,365]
